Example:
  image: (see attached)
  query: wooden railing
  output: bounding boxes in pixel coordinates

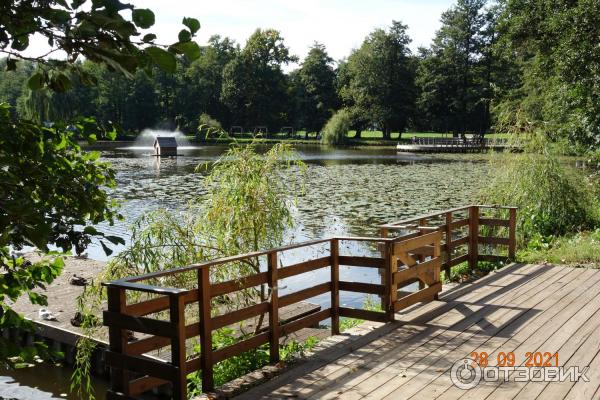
[103,205,516,399]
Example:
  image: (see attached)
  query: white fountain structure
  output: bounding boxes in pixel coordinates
[121,129,198,152]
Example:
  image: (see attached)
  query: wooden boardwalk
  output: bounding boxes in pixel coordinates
[237,263,600,400]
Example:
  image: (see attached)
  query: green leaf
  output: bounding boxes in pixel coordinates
[132,8,155,29]
[106,127,117,141]
[182,17,200,34]
[11,36,29,51]
[27,73,45,90]
[171,41,201,61]
[100,241,113,256]
[6,59,17,71]
[105,235,125,245]
[178,29,191,42]
[142,33,157,43]
[49,73,72,92]
[48,9,71,24]
[145,46,176,73]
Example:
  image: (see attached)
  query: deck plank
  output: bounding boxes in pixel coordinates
[235,264,600,400]
[261,264,542,399]
[403,267,600,400]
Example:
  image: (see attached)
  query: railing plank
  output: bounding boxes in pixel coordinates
[278,283,331,308]
[128,376,168,396]
[394,283,442,312]
[279,257,330,279]
[103,312,174,338]
[478,236,510,246]
[478,218,510,227]
[212,302,270,331]
[338,256,385,268]
[105,351,178,381]
[338,281,385,295]
[449,218,470,230]
[338,307,387,323]
[210,272,269,297]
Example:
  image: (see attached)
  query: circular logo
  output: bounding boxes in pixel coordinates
[450,358,482,390]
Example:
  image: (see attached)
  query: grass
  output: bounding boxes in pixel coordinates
[518,230,600,265]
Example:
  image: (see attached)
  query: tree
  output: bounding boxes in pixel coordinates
[338,21,416,139]
[416,0,490,135]
[1,0,202,90]
[0,0,202,367]
[291,43,338,134]
[180,35,239,131]
[498,0,600,148]
[221,29,296,132]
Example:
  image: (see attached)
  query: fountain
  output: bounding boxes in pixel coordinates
[119,129,199,152]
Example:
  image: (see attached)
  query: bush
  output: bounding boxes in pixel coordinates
[197,113,223,139]
[479,150,600,245]
[321,108,351,145]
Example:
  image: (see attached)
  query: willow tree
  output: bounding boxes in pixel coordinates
[73,142,306,398]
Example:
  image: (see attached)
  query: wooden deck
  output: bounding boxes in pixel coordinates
[237,263,600,400]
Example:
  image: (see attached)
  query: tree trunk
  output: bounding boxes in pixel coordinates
[355,129,362,139]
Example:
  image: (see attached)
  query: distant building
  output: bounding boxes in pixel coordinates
[153,136,178,157]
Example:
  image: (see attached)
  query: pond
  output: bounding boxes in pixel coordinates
[87,143,491,307]
[1,143,492,399]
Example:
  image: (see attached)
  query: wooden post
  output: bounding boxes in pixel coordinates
[418,218,427,289]
[107,286,129,396]
[330,239,340,335]
[170,293,187,400]
[445,211,453,279]
[468,206,479,272]
[197,267,214,392]
[267,252,280,364]
[508,208,517,260]
[385,242,398,321]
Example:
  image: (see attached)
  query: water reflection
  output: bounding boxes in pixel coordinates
[0,365,106,400]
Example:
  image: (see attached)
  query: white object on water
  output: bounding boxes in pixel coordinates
[38,308,58,321]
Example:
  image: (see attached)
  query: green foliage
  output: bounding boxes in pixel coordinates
[499,0,600,149]
[519,230,600,265]
[197,113,223,140]
[187,329,318,397]
[339,295,381,332]
[73,142,306,397]
[1,1,201,87]
[0,103,121,254]
[321,109,352,146]
[0,250,64,363]
[221,29,296,132]
[480,146,600,244]
[338,21,416,138]
[289,43,338,133]
[415,0,509,135]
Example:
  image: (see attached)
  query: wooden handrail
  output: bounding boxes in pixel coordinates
[104,205,517,399]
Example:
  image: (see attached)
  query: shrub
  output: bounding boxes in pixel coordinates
[321,108,351,145]
[197,113,223,139]
[479,150,600,245]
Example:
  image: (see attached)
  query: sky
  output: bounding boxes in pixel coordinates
[23,0,455,68]
[129,0,455,66]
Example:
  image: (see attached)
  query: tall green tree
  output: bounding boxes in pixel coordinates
[290,43,338,134]
[498,0,600,148]
[416,0,490,134]
[221,29,296,133]
[339,21,416,139]
[180,35,239,131]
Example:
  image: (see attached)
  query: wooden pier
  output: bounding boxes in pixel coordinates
[396,137,511,153]
[101,205,522,399]
[240,262,600,400]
